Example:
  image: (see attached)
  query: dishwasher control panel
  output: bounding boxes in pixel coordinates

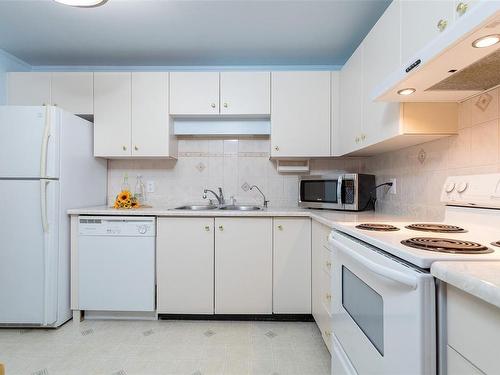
[79,216,156,237]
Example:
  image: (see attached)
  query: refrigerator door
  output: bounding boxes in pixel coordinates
[0,106,60,179]
[0,179,59,325]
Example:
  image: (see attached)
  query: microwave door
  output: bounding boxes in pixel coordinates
[299,178,342,209]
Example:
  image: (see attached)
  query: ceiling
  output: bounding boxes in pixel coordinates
[0,0,391,67]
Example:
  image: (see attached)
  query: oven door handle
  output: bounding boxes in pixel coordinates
[329,234,418,290]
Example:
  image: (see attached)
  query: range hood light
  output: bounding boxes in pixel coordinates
[397,88,416,96]
[54,0,106,7]
[472,34,500,48]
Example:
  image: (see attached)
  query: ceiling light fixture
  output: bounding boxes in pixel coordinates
[397,88,416,96]
[54,0,107,7]
[472,34,500,48]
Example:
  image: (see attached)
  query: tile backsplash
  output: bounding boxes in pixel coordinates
[365,87,500,220]
[108,137,363,208]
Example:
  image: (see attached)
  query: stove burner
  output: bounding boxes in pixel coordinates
[401,237,492,254]
[405,223,466,233]
[356,223,400,232]
[491,241,500,248]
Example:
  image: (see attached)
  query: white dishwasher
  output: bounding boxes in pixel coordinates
[78,216,156,312]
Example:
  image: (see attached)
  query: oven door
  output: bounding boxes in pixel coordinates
[298,176,343,209]
[329,231,436,375]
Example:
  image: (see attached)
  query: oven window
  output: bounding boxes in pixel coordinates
[301,180,338,203]
[342,266,384,356]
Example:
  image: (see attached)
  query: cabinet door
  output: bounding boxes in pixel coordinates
[220,72,270,115]
[331,71,340,156]
[169,72,219,115]
[273,218,311,314]
[338,45,363,155]
[131,72,175,157]
[215,218,272,314]
[271,71,331,157]
[7,72,51,106]
[51,72,93,115]
[362,1,401,147]
[93,72,131,157]
[401,0,455,64]
[157,218,214,314]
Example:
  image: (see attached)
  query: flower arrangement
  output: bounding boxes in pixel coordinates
[113,190,140,209]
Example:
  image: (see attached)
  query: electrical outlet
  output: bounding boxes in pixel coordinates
[146,180,155,193]
[389,178,397,195]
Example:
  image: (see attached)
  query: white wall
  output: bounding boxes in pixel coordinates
[0,49,30,104]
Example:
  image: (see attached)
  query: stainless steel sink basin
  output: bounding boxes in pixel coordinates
[174,205,218,211]
[219,205,262,211]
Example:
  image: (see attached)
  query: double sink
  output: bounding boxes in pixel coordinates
[174,204,262,211]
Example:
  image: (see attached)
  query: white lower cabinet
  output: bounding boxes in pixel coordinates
[446,285,500,375]
[157,218,215,314]
[273,218,311,314]
[312,220,333,353]
[215,218,273,314]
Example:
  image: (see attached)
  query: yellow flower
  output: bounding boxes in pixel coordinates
[131,201,139,208]
[117,190,131,202]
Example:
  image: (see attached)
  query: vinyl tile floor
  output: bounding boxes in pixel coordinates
[0,320,331,375]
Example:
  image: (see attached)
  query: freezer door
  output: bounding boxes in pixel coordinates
[0,179,59,325]
[0,106,60,178]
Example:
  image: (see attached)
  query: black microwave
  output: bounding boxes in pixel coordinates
[298,174,376,211]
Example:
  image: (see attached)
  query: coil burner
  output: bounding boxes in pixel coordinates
[401,237,492,254]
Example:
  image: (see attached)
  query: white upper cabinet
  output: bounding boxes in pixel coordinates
[7,72,51,106]
[169,72,220,115]
[271,71,331,158]
[51,72,93,115]
[94,72,131,158]
[94,72,176,159]
[8,72,93,115]
[131,72,176,158]
[362,1,401,148]
[338,45,363,156]
[401,0,455,64]
[220,72,271,115]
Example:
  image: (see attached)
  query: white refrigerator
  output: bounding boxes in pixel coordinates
[0,106,107,327]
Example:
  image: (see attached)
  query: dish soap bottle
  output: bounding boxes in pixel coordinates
[134,174,146,205]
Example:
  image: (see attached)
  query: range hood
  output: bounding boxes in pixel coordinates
[373,3,500,102]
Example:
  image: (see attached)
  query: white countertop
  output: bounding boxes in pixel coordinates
[432,261,500,309]
[67,205,398,228]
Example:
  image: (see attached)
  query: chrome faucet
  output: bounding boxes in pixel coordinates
[250,185,269,208]
[203,187,225,206]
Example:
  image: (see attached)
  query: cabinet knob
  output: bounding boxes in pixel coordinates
[437,19,447,32]
[361,134,366,141]
[326,261,332,268]
[219,225,224,231]
[223,102,228,108]
[277,225,283,230]
[355,137,360,143]
[324,330,331,337]
[134,146,138,151]
[274,146,279,151]
[456,2,468,16]
[210,103,216,108]
[204,225,210,231]
[326,293,332,301]
[122,145,127,151]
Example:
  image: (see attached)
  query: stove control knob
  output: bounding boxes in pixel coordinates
[445,182,455,193]
[138,225,148,234]
[456,182,468,193]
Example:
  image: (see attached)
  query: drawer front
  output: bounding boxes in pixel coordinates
[318,223,332,249]
[447,285,500,375]
[447,346,483,375]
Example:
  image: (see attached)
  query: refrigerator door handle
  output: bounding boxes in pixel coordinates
[40,179,49,233]
[40,106,51,178]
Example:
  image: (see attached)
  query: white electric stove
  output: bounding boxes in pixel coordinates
[329,173,500,375]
